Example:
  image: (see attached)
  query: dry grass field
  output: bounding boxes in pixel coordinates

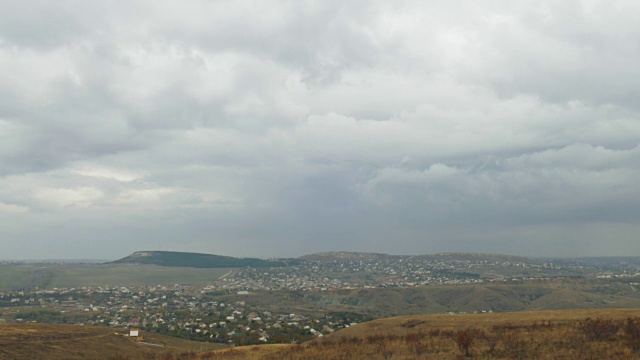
[206,308,640,360]
[0,323,226,359]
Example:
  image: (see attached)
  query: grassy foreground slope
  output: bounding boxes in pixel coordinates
[323,308,640,338]
[209,308,640,360]
[0,323,226,360]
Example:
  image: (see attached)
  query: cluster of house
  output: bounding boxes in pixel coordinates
[0,285,361,345]
[213,257,586,292]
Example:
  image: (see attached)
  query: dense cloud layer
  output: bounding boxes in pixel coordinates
[1,0,639,259]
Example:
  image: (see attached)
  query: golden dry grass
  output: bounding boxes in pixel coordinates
[205,308,640,360]
[326,308,640,338]
[0,323,225,359]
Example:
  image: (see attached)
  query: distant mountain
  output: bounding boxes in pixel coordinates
[299,251,400,261]
[111,251,298,268]
[551,257,640,269]
[411,252,540,264]
[299,251,538,264]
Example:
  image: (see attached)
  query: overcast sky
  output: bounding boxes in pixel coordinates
[1,0,639,259]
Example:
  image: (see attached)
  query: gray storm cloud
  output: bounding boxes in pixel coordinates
[0,0,639,259]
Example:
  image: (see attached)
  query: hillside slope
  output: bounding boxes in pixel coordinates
[229,284,640,317]
[185,308,640,359]
[0,323,225,359]
[111,251,296,268]
[298,251,538,264]
[321,308,640,339]
[298,252,399,261]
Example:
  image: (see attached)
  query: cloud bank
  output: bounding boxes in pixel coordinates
[1,0,639,259]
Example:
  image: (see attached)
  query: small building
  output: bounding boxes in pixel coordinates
[129,328,143,341]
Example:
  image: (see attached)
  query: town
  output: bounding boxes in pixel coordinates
[0,284,368,346]
[1,254,639,346]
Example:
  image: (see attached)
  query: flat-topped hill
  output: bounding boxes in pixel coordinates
[111,250,297,268]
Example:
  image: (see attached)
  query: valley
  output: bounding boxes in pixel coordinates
[1,251,640,358]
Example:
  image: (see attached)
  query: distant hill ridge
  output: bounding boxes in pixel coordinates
[299,251,537,263]
[298,251,396,261]
[111,251,297,268]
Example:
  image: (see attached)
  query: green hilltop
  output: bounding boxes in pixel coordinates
[110,250,298,268]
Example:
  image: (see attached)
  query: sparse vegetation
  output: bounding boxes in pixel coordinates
[624,317,640,351]
[198,315,640,359]
[455,329,475,357]
[580,317,620,341]
[0,323,225,360]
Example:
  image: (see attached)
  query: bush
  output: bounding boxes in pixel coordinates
[581,317,620,341]
[481,330,499,353]
[159,353,174,360]
[455,329,475,357]
[623,317,640,351]
[110,355,131,360]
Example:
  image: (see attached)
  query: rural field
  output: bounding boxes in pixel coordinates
[0,264,232,290]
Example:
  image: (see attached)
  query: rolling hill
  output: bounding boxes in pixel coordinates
[320,307,640,339]
[111,251,298,268]
[226,284,640,317]
[298,251,397,261]
[298,251,541,264]
[150,308,640,359]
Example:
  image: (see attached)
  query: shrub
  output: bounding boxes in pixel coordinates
[159,353,174,360]
[404,333,422,343]
[401,319,425,328]
[376,342,394,360]
[481,330,499,353]
[177,351,197,360]
[581,317,620,341]
[455,329,475,357]
[623,317,640,351]
[110,355,131,360]
[502,332,527,358]
[365,334,386,344]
